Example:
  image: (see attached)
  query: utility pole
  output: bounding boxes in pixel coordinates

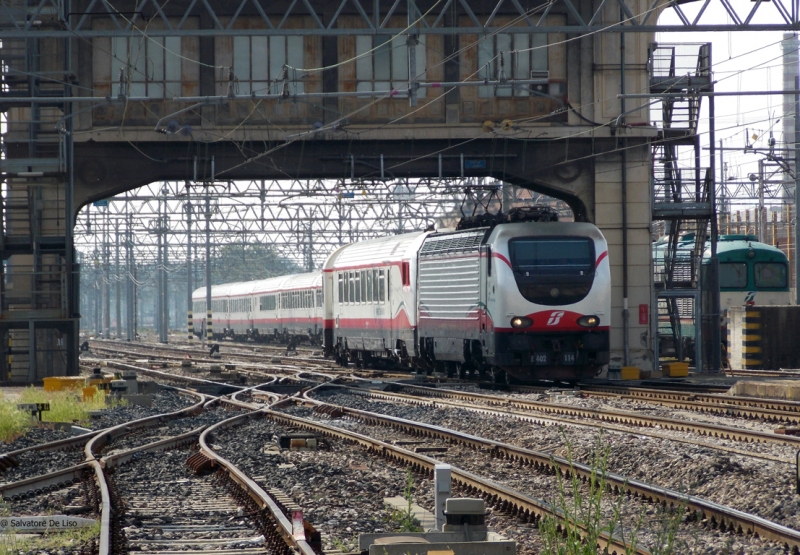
[126,215,135,341]
[186,183,194,343]
[115,220,121,339]
[103,209,110,339]
[205,190,212,344]
[758,159,765,243]
[158,185,169,343]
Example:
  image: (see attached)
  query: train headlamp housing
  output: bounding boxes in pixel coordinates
[577,315,600,328]
[510,316,533,329]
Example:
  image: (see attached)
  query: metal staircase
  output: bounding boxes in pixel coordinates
[649,43,714,370]
[0,0,78,381]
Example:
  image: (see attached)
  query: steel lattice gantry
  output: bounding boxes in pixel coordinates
[3,0,799,380]
[74,179,563,339]
[3,0,800,37]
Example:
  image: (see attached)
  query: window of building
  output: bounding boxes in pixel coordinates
[111,36,182,98]
[355,35,426,97]
[230,35,304,95]
[477,33,547,98]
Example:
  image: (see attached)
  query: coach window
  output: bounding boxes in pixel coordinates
[359,270,366,303]
[366,270,374,304]
[353,272,360,303]
[379,269,386,302]
[338,273,343,304]
[348,272,354,303]
[317,289,323,307]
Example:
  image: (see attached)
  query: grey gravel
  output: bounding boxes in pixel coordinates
[292,389,789,555]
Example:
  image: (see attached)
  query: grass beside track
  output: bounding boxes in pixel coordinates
[0,520,100,555]
[0,387,121,442]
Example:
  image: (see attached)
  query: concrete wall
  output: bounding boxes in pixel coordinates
[729,306,800,370]
[595,144,654,371]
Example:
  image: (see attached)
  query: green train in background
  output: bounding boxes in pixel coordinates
[653,234,791,363]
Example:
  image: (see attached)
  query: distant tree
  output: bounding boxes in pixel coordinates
[210,242,302,285]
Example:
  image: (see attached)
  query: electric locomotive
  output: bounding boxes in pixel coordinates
[325,208,611,382]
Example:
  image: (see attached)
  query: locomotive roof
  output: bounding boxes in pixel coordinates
[324,231,428,269]
[653,234,789,262]
[191,272,321,299]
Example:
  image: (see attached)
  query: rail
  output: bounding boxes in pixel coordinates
[299,384,800,552]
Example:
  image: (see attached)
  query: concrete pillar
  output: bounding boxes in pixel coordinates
[595,145,654,371]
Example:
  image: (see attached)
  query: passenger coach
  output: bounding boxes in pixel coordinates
[192,272,323,343]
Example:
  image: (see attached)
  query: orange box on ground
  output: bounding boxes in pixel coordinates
[43,376,87,392]
[620,366,640,380]
[662,362,689,377]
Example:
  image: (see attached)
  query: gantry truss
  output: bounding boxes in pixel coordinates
[4,0,800,40]
[74,178,564,271]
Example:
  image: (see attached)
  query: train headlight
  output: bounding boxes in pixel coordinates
[510,316,533,329]
[577,315,600,328]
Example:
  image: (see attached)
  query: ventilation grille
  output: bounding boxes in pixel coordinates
[420,230,487,257]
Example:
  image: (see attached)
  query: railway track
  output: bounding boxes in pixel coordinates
[88,339,331,369]
[0,380,316,555]
[29,356,800,554]
[392,382,800,431]
[574,383,800,421]
[288,384,800,553]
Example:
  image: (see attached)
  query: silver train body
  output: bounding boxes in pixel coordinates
[324,221,611,381]
[193,221,611,382]
[192,273,322,343]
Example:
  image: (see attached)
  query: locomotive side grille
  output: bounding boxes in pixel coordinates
[419,230,487,257]
[418,257,481,319]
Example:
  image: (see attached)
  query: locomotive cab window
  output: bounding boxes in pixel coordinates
[754,262,787,288]
[508,237,595,306]
[719,263,748,289]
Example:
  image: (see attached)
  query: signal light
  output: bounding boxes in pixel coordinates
[510,317,533,328]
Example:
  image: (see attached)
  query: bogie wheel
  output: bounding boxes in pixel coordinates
[490,366,506,384]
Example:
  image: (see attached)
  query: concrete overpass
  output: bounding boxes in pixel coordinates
[2,0,792,380]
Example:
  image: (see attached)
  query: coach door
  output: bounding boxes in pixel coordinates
[479,245,491,344]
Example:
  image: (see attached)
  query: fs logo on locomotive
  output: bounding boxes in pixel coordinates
[546,311,565,326]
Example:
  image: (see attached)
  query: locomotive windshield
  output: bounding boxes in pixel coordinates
[719,263,747,288]
[754,262,787,288]
[509,237,595,306]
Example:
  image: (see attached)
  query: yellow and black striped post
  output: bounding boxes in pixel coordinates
[187,310,194,342]
[207,311,213,342]
[741,309,762,369]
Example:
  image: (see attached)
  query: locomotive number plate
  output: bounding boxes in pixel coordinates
[560,352,577,365]
[533,353,550,365]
